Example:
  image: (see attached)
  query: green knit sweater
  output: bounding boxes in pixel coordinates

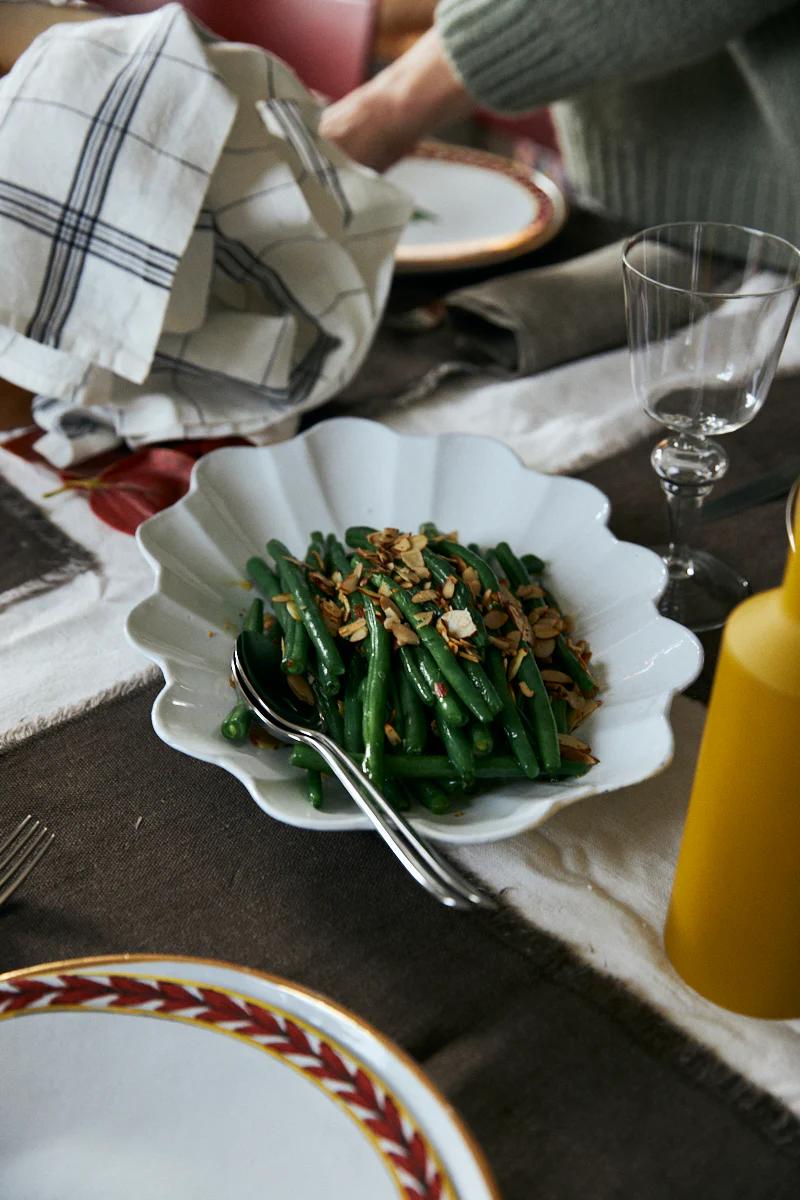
[436,0,800,248]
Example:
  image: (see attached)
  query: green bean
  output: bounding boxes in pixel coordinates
[220,701,252,743]
[267,539,344,682]
[515,648,561,773]
[246,556,309,675]
[290,746,584,780]
[470,723,494,757]
[419,525,499,593]
[344,526,375,551]
[326,535,355,579]
[422,547,487,649]
[413,647,467,728]
[396,666,427,755]
[362,597,390,787]
[415,779,452,815]
[438,717,475,785]
[398,645,434,706]
[306,769,323,809]
[343,655,366,754]
[551,697,569,734]
[521,552,546,576]
[238,626,282,690]
[554,638,597,697]
[312,677,345,745]
[372,574,494,722]
[491,541,528,591]
[242,597,264,633]
[305,533,327,574]
[383,778,411,812]
[461,658,503,716]
[486,648,540,780]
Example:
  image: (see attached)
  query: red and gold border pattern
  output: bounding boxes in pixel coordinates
[0,973,449,1200]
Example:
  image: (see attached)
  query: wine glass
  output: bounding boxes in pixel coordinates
[623,222,800,632]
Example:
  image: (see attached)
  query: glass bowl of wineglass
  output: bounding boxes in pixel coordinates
[623,222,800,632]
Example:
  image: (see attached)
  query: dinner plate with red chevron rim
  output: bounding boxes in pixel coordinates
[0,954,499,1200]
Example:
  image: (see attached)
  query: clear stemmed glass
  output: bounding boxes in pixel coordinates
[623,222,800,632]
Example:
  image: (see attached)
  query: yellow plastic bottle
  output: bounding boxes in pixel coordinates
[664,511,800,1017]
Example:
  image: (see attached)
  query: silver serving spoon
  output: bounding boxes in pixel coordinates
[232,633,496,912]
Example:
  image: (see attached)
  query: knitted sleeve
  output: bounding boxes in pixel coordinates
[435,0,795,112]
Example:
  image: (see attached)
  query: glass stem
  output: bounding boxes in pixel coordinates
[651,434,729,576]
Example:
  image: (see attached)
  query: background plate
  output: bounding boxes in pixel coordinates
[388,141,567,272]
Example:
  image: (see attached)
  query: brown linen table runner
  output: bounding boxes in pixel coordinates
[3,376,800,1198]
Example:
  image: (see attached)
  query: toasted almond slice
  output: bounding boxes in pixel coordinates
[319,599,343,634]
[535,637,556,658]
[287,675,315,705]
[338,571,360,595]
[272,592,292,603]
[532,622,561,640]
[441,575,457,600]
[393,535,412,552]
[338,616,367,639]
[560,745,599,764]
[462,566,481,597]
[506,630,522,649]
[413,610,434,627]
[484,609,509,629]
[350,626,368,643]
[459,650,481,662]
[541,669,572,684]
[384,723,402,747]
[483,588,495,607]
[392,623,420,647]
[517,583,544,599]
[507,647,527,680]
[488,635,515,652]
[442,609,476,639]
[286,599,302,623]
[412,589,438,603]
[401,548,425,571]
[558,733,590,750]
[378,581,392,597]
[518,681,534,698]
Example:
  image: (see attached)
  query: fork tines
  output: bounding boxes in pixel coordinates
[0,815,54,906]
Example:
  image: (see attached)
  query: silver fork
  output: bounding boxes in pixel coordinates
[0,816,54,907]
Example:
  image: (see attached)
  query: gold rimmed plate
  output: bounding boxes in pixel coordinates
[0,953,499,1200]
[388,141,567,273]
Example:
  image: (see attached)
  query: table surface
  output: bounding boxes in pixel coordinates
[3,243,800,1199]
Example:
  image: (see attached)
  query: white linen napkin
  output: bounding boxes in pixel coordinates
[0,3,411,465]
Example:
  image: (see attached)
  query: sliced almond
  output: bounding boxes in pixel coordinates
[535,637,556,658]
[541,670,572,685]
[410,533,428,551]
[441,575,457,600]
[349,626,368,643]
[461,566,481,597]
[484,609,509,630]
[338,616,367,639]
[287,675,315,705]
[286,599,302,623]
[393,535,412,552]
[507,647,527,681]
[400,548,425,571]
[319,599,343,635]
[518,680,534,698]
[392,622,420,647]
[517,583,544,599]
[272,592,292,603]
[413,610,434,628]
[412,589,438,603]
[384,723,402,747]
[558,733,590,750]
[532,622,561,640]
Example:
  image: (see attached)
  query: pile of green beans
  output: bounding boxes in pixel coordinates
[221,526,599,814]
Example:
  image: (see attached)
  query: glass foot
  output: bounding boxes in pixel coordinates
[654,547,750,633]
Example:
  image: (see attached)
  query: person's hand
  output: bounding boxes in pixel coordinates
[319,27,473,172]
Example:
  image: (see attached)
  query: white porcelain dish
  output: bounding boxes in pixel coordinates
[0,954,497,1199]
[126,418,702,845]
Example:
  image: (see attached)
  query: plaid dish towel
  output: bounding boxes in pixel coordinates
[0,3,411,466]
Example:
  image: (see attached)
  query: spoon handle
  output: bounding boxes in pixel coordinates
[308,733,496,912]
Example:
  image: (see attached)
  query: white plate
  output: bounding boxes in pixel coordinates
[387,141,567,272]
[0,954,497,1199]
[125,418,702,845]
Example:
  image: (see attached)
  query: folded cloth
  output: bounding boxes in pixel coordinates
[0,3,411,465]
[337,239,631,414]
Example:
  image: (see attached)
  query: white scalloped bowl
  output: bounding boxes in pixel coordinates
[126,418,702,845]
